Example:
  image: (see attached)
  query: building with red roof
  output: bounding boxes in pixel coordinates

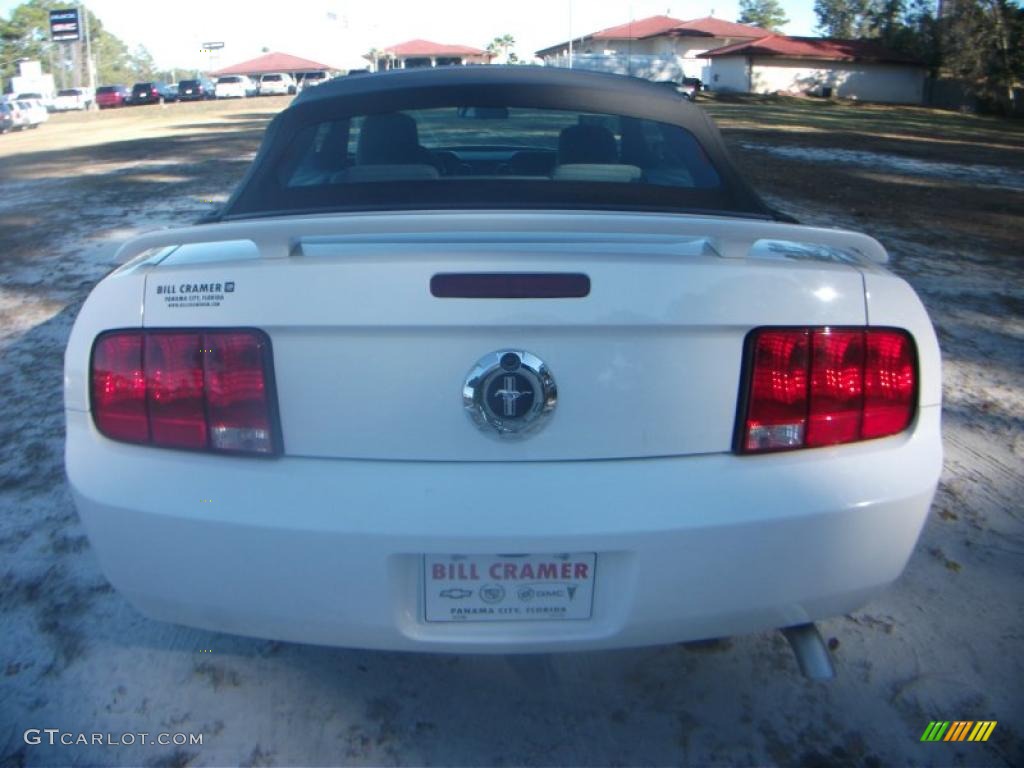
[700,35,926,103]
[212,51,341,78]
[672,17,775,39]
[581,14,692,41]
[535,14,768,82]
[368,40,492,70]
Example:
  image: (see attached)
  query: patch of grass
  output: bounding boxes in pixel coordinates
[702,93,1024,157]
[698,94,1024,261]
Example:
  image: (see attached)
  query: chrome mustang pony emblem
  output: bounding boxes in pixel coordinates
[463,350,557,438]
[493,376,526,416]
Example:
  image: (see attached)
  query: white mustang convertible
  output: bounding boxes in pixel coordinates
[65,67,941,677]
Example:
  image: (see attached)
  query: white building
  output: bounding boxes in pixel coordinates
[701,35,927,104]
[535,15,768,83]
[6,60,56,102]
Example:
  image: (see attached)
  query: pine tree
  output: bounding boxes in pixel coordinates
[0,0,172,86]
[737,0,790,31]
[942,0,1024,109]
[813,0,874,36]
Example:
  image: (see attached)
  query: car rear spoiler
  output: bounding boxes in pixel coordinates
[114,212,889,266]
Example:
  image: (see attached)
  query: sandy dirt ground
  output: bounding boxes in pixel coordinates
[0,96,1022,767]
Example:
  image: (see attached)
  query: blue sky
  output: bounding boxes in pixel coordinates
[1,0,820,71]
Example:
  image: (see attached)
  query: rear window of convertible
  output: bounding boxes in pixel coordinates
[278,107,721,191]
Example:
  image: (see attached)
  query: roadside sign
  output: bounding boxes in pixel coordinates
[49,9,80,42]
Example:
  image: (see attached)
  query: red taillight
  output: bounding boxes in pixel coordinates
[90,329,278,455]
[863,330,916,438]
[204,332,274,452]
[740,327,916,453]
[744,329,809,451]
[146,333,206,449]
[807,329,864,447]
[92,333,147,443]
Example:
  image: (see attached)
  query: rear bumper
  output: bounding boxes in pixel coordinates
[66,406,941,653]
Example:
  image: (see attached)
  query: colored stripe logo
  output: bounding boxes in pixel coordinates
[921,721,997,742]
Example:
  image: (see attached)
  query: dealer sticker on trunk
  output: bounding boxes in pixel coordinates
[152,280,235,310]
[424,553,596,622]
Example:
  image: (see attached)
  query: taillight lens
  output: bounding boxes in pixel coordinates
[863,330,916,438]
[807,329,864,447]
[205,332,274,452]
[146,333,206,449]
[744,329,809,451]
[90,329,279,455]
[740,327,916,453]
[92,333,147,443]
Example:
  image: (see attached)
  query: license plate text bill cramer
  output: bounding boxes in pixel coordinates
[423,553,597,622]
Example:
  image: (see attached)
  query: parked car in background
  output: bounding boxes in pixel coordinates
[257,73,295,96]
[681,76,703,98]
[53,87,94,111]
[297,71,329,91]
[96,85,129,109]
[0,97,45,129]
[15,99,47,128]
[215,75,257,98]
[162,83,179,102]
[14,92,54,112]
[655,77,701,101]
[1,101,32,130]
[178,78,216,101]
[130,82,173,105]
[0,103,16,133]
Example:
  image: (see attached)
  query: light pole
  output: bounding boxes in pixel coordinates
[80,2,97,107]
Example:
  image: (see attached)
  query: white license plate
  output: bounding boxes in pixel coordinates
[424,553,596,622]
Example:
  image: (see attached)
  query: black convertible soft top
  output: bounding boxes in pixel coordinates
[216,66,783,221]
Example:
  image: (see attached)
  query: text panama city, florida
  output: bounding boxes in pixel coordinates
[432,560,590,581]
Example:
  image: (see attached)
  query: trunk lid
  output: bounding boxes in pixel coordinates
[140,213,868,461]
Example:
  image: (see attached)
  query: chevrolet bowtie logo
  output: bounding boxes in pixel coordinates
[494,375,525,417]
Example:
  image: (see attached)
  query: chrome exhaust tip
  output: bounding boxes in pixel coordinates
[782,623,836,680]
